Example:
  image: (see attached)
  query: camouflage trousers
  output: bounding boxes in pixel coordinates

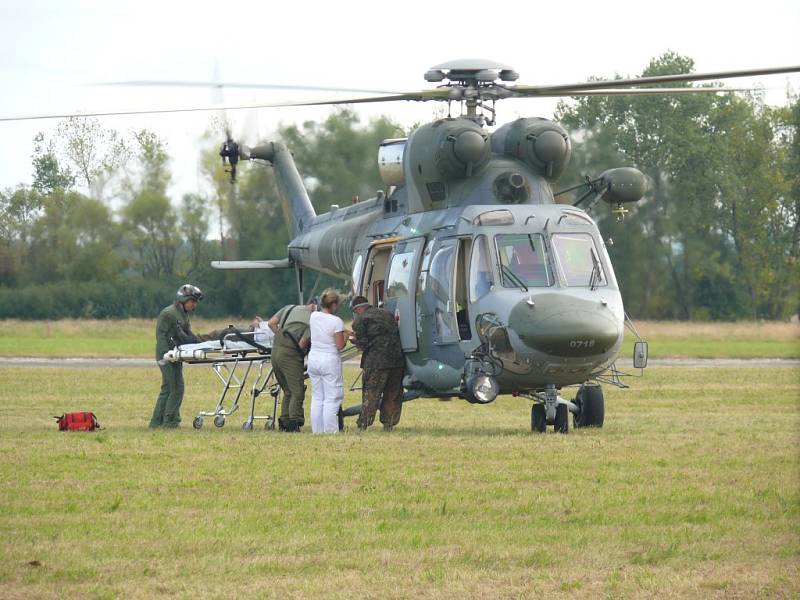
[357,367,404,430]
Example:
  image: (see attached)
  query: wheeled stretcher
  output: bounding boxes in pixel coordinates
[163,330,280,431]
[165,332,363,431]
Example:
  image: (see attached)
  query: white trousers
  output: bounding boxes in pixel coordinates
[307,351,343,433]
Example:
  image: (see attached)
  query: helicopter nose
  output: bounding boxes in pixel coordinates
[508,295,621,357]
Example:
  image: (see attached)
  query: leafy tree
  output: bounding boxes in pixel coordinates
[557,52,796,319]
[280,108,405,211]
[55,117,129,199]
[120,131,178,279]
[31,133,74,194]
[179,193,212,277]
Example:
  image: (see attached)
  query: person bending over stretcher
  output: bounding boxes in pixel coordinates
[261,301,316,432]
[150,284,204,429]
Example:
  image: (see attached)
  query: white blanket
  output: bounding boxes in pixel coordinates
[163,330,272,363]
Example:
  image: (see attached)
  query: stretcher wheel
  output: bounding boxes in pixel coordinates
[242,420,253,432]
[214,415,225,428]
[192,417,203,430]
[265,419,275,431]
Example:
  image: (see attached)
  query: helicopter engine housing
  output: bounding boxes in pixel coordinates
[491,118,572,180]
[405,118,491,211]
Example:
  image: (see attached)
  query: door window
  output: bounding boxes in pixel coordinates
[428,240,458,342]
[386,251,415,299]
[469,235,493,302]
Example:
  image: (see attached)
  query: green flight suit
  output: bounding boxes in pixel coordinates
[271,305,312,429]
[150,302,196,428]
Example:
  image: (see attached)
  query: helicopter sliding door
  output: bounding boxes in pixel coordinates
[382,237,425,352]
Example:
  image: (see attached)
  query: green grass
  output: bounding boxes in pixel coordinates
[1,319,799,359]
[0,365,798,598]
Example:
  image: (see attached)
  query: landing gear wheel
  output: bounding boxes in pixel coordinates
[192,416,203,430]
[573,384,605,428]
[242,420,253,432]
[213,415,225,428]
[531,404,546,433]
[554,403,569,434]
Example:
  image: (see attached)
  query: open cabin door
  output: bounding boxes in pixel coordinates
[382,237,425,352]
[357,239,398,307]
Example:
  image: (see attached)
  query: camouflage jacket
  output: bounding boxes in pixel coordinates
[352,306,405,370]
[155,302,196,360]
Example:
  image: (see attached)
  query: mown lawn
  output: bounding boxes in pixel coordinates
[0,319,798,359]
[0,365,797,598]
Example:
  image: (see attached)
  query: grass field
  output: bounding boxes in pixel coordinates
[0,365,798,598]
[0,319,798,359]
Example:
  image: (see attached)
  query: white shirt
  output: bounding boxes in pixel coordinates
[309,311,344,355]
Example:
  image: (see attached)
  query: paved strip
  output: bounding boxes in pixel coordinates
[0,357,797,369]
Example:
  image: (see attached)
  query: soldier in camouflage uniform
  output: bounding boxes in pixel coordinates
[350,296,405,431]
[265,302,315,432]
[150,284,204,428]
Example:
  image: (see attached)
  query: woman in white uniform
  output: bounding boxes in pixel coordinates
[308,289,348,433]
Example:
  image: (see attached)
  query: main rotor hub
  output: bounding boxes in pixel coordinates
[424,59,519,85]
[424,59,519,125]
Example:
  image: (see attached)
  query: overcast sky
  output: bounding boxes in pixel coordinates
[1,0,798,201]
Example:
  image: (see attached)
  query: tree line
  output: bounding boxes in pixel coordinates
[0,53,797,321]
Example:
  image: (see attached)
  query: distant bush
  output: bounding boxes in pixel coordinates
[0,280,236,319]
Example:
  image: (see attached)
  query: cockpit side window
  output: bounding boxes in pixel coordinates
[469,235,493,302]
[495,233,553,288]
[551,233,607,287]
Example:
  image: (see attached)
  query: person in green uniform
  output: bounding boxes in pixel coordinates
[149,284,204,429]
[349,296,405,431]
[265,301,316,432]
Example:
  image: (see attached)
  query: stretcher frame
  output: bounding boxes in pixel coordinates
[183,338,363,432]
[174,332,278,431]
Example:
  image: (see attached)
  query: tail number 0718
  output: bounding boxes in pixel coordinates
[569,339,595,349]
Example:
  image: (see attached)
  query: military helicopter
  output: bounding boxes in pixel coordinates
[3,60,797,432]
[205,59,800,433]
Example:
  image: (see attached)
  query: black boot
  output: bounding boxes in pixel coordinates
[277,417,288,432]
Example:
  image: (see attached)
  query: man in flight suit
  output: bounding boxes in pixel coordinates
[150,284,204,428]
[265,302,316,432]
[350,296,405,431]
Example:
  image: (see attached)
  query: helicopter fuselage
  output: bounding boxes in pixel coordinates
[276,116,626,398]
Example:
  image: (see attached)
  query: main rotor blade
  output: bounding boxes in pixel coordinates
[525,86,752,97]
[511,64,800,96]
[96,80,399,95]
[263,89,453,106]
[0,102,296,122]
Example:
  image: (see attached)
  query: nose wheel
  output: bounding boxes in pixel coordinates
[530,403,570,433]
[531,404,546,432]
[529,384,579,434]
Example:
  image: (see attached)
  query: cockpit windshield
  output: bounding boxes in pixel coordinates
[551,233,606,288]
[495,234,553,288]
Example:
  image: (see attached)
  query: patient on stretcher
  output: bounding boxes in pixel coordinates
[163,322,274,363]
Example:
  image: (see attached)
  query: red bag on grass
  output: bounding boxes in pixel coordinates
[55,412,100,431]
